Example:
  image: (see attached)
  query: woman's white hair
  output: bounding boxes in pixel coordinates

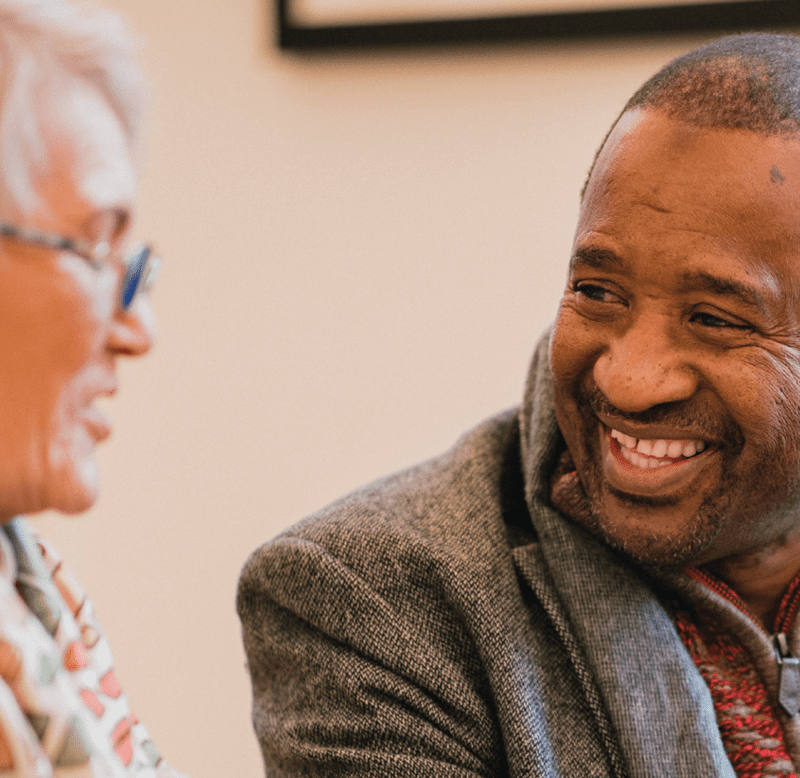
[0,0,146,213]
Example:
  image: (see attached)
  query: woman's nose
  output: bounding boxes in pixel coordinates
[107,293,155,357]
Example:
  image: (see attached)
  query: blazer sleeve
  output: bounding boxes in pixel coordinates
[237,531,505,778]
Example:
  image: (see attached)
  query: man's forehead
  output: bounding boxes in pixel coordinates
[590,107,800,180]
[581,108,800,226]
[587,109,715,192]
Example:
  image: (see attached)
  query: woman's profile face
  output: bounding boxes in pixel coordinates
[0,79,155,520]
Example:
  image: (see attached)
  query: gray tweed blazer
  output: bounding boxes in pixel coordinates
[238,336,763,777]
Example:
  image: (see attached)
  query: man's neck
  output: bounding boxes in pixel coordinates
[705,533,800,631]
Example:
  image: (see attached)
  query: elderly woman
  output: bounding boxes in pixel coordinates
[0,1,184,776]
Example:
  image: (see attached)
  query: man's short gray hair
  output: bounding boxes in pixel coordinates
[0,0,146,213]
[582,32,800,199]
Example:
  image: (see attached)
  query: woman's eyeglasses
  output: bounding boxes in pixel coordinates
[0,223,160,312]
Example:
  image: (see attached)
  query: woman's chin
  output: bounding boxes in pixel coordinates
[37,457,101,517]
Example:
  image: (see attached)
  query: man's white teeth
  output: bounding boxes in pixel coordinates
[610,428,706,463]
[682,440,704,457]
[637,439,654,456]
[613,430,638,449]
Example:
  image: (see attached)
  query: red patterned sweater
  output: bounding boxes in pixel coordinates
[667,568,800,778]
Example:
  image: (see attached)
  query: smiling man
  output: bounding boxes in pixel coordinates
[239,33,800,778]
[552,107,800,578]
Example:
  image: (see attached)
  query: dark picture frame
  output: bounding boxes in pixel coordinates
[277,0,800,50]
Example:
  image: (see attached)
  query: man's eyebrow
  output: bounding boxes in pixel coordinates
[569,247,622,271]
[679,270,769,313]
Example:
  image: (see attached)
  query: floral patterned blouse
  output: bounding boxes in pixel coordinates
[0,516,185,777]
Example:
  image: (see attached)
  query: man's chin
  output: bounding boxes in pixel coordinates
[582,487,723,568]
[605,531,714,568]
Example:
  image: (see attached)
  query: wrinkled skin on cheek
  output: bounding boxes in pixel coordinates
[551,305,800,568]
[558,319,800,562]
[0,255,111,517]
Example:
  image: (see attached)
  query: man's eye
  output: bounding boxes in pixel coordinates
[691,311,751,331]
[574,283,617,303]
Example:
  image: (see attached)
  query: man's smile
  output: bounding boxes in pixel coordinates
[602,423,717,497]
[610,428,706,465]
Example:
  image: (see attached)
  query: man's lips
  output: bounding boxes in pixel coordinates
[611,428,706,465]
[601,423,716,497]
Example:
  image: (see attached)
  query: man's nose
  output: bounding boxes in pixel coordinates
[592,317,698,413]
[107,294,155,357]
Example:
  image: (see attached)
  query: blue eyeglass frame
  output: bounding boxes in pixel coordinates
[0,222,160,311]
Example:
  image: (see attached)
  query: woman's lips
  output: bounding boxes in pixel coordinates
[81,403,112,442]
[602,424,715,497]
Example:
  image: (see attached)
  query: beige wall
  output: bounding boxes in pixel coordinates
[30,3,796,777]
